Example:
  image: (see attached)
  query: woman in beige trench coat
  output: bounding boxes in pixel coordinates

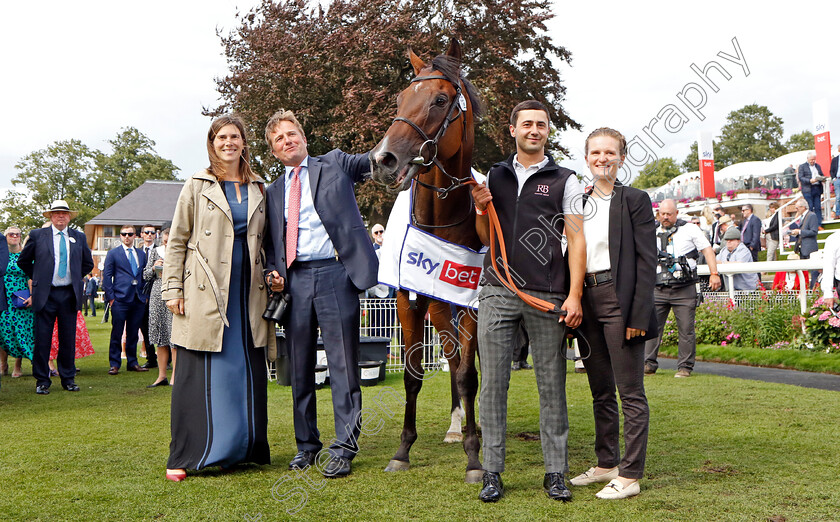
[162,115,270,482]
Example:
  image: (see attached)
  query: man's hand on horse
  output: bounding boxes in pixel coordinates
[266,270,285,292]
[471,182,492,212]
[559,296,582,329]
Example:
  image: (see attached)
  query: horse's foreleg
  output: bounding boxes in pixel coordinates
[429,301,464,444]
[385,294,425,472]
[455,307,482,483]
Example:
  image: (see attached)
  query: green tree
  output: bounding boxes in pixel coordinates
[785,130,814,153]
[715,104,786,168]
[93,127,180,210]
[682,104,786,170]
[210,0,578,222]
[0,129,179,233]
[0,140,99,230]
[681,141,700,172]
[633,157,682,189]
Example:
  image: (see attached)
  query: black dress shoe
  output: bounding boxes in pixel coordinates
[544,472,572,502]
[36,385,50,395]
[519,361,533,370]
[511,362,521,371]
[141,361,158,369]
[288,451,317,470]
[108,367,119,375]
[127,364,149,372]
[147,378,170,388]
[479,471,503,502]
[62,382,80,392]
[322,456,351,478]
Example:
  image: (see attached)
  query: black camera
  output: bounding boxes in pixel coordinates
[655,252,697,286]
[262,292,291,323]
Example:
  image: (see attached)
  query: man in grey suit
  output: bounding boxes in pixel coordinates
[798,152,825,224]
[789,198,820,289]
[17,200,94,394]
[263,109,378,479]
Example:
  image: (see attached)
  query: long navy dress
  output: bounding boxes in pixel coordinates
[167,182,269,470]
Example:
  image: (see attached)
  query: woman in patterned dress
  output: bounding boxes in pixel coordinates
[143,228,175,387]
[0,226,35,379]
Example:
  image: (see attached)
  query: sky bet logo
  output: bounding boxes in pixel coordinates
[406,251,482,290]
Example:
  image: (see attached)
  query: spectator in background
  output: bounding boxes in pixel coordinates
[138,225,158,369]
[365,224,397,349]
[831,145,840,219]
[17,200,94,395]
[788,198,820,289]
[716,227,759,290]
[143,228,175,388]
[739,204,761,262]
[83,273,98,316]
[102,224,148,375]
[798,152,825,224]
[764,202,780,262]
[0,226,33,379]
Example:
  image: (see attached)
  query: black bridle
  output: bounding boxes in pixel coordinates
[392,74,473,199]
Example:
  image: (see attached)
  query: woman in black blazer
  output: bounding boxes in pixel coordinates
[570,128,657,499]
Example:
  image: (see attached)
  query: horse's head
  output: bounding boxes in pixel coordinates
[370,40,476,193]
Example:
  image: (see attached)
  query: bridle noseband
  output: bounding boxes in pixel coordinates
[392,74,473,199]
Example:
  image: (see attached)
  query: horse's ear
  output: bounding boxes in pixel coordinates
[445,38,462,63]
[408,47,425,76]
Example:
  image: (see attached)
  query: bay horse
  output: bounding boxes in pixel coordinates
[369,39,484,483]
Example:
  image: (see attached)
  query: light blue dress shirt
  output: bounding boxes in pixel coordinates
[51,225,72,286]
[284,156,336,261]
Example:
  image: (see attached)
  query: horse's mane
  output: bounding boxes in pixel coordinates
[430,55,484,119]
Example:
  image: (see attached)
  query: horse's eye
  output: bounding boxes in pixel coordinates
[435,96,448,106]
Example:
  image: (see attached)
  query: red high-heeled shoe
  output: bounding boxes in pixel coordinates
[166,469,186,482]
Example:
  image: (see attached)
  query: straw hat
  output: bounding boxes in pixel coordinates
[42,200,79,219]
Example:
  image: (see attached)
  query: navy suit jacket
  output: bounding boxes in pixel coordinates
[264,149,378,291]
[102,245,147,303]
[0,234,8,313]
[741,214,762,253]
[17,227,94,312]
[798,162,825,195]
[831,156,838,179]
[789,211,820,257]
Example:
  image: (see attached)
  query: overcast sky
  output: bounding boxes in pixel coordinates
[1,1,837,191]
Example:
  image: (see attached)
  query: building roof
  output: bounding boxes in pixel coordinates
[86,180,184,226]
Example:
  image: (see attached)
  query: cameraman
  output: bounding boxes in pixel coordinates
[644,199,721,378]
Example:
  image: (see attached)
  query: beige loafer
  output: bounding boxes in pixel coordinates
[595,479,640,499]
[570,466,618,486]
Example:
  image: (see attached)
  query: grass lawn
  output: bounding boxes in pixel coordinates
[2,316,840,520]
[660,343,840,374]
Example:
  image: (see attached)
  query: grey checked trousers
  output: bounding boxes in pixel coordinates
[478,285,569,474]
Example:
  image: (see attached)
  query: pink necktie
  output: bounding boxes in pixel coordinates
[286,166,302,267]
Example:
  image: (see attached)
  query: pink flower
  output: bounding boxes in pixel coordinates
[819,311,832,321]
[721,341,728,346]
[829,316,840,328]
[815,297,825,306]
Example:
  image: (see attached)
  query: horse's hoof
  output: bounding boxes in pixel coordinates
[384,459,410,472]
[465,469,484,483]
[443,431,463,443]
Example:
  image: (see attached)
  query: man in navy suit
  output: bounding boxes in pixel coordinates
[739,204,762,261]
[263,109,378,478]
[102,224,148,375]
[17,200,94,394]
[798,152,825,224]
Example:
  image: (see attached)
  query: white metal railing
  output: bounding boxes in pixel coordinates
[697,259,823,312]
